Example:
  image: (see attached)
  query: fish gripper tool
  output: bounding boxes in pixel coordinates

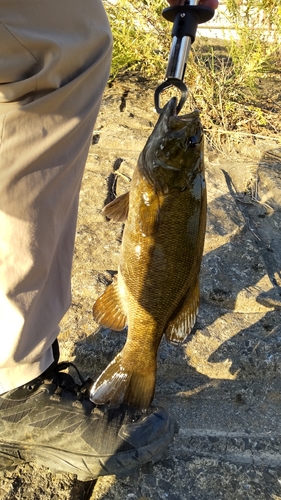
[155,0,214,115]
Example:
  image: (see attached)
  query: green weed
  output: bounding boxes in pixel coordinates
[105,0,169,80]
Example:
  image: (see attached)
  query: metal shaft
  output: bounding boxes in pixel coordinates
[174,35,192,80]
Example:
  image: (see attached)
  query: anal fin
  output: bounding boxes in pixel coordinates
[165,280,200,344]
[93,281,127,331]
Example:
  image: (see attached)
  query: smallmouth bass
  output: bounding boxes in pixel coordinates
[90,97,206,410]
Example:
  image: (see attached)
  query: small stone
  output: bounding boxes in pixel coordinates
[92,134,100,145]
[158,478,174,492]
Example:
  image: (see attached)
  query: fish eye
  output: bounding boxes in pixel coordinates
[187,136,198,148]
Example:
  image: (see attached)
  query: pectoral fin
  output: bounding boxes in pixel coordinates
[93,281,127,331]
[102,192,130,222]
[165,281,200,344]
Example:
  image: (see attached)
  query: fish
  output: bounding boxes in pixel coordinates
[90,97,206,410]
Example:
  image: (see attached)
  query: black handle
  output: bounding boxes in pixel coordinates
[163,5,214,44]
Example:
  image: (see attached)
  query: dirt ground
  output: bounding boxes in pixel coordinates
[1,76,281,500]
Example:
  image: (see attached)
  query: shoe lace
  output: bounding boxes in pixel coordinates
[52,361,94,397]
[19,362,144,421]
[54,361,86,384]
[23,361,94,399]
[32,362,146,422]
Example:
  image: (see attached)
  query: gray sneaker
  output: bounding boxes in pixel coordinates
[0,357,175,481]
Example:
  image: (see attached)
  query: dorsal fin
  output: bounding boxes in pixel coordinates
[93,281,127,331]
[102,192,130,222]
[165,280,200,344]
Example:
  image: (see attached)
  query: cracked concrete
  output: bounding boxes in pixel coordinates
[1,77,281,500]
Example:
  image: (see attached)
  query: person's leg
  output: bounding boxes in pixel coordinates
[0,0,112,393]
[0,0,175,479]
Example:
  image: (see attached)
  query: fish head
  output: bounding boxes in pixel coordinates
[138,97,204,194]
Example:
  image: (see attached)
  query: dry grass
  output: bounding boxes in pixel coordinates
[105,0,281,150]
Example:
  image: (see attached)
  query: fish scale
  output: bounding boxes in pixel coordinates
[122,178,200,321]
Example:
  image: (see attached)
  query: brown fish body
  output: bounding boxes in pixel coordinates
[90,98,206,410]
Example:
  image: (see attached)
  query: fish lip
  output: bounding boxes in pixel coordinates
[160,97,178,130]
[168,109,201,132]
[161,99,201,136]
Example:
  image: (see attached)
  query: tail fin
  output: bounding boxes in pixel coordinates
[89,351,156,411]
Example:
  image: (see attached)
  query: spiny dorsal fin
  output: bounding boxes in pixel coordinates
[165,280,200,344]
[102,192,130,222]
[93,281,127,331]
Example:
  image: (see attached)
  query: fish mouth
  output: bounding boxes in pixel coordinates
[169,112,201,135]
[169,110,201,130]
[160,97,201,136]
[160,97,178,130]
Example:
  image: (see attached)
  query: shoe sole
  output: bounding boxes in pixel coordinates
[0,412,175,481]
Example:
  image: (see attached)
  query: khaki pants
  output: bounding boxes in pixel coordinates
[0,0,112,393]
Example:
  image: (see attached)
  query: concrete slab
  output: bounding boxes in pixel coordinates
[1,79,281,500]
